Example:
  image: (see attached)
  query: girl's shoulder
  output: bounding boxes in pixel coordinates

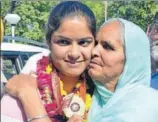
[21,52,50,74]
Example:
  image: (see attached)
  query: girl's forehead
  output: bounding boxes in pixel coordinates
[51,17,94,40]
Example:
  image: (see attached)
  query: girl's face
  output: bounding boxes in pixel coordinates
[51,17,95,77]
[88,21,125,83]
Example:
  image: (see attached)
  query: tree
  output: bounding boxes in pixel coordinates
[2,1,59,42]
[83,1,105,30]
[2,1,105,41]
[1,1,157,41]
[107,1,158,31]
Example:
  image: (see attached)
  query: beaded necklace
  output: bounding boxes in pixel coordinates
[36,56,91,122]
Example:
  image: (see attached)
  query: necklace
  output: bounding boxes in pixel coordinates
[36,56,92,122]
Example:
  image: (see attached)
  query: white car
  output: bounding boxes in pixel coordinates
[1,36,50,96]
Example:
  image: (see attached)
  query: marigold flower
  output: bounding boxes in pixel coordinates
[46,64,52,74]
[60,80,67,96]
[85,94,92,111]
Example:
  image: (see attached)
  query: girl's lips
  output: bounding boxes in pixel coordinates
[64,60,84,63]
[64,60,84,68]
[66,62,81,67]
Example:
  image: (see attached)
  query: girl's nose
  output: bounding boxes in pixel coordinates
[68,44,80,60]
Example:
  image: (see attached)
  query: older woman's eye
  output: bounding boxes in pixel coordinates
[102,43,114,50]
[56,39,70,46]
[78,40,92,47]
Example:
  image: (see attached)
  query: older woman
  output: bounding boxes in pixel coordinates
[88,18,158,122]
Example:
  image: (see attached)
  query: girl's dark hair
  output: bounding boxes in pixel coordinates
[85,69,95,96]
[46,1,96,45]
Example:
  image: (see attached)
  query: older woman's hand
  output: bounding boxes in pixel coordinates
[5,74,37,99]
[67,115,83,122]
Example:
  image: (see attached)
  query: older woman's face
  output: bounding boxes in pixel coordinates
[51,17,95,77]
[88,21,125,83]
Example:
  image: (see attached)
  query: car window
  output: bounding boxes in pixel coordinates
[1,51,40,80]
[2,58,17,79]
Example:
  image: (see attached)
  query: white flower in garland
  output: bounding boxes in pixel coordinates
[63,94,85,118]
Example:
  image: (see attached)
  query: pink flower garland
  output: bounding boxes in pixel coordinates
[36,56,65,121]
[36,56,88,122]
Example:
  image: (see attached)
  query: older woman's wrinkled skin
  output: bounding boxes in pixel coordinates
[88,21,125,92]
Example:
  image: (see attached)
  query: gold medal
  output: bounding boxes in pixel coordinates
[63,94,85,118]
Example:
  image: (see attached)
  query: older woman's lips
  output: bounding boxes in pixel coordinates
[89,60,101,68]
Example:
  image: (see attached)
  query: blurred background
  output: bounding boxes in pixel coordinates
[1,0,158,42]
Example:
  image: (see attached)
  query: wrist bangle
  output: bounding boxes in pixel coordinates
[27,114,48,122]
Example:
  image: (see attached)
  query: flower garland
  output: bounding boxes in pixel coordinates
[36,56,92,122]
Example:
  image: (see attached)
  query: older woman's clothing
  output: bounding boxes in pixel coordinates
[88,18,158,122]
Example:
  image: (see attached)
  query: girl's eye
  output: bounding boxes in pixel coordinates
[102,42,114,50]
[56,39,70,46]
[78,40,92,47]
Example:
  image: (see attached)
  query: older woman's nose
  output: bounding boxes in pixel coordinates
[92,45,100,57]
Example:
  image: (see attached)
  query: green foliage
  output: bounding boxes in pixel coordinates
[83,1,105,30]
[2,1,59,42]
[108,1,158,31]
[1,1,157,41]
[1,0,10,16]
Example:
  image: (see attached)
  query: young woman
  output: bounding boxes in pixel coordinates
[1,1,96,122]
